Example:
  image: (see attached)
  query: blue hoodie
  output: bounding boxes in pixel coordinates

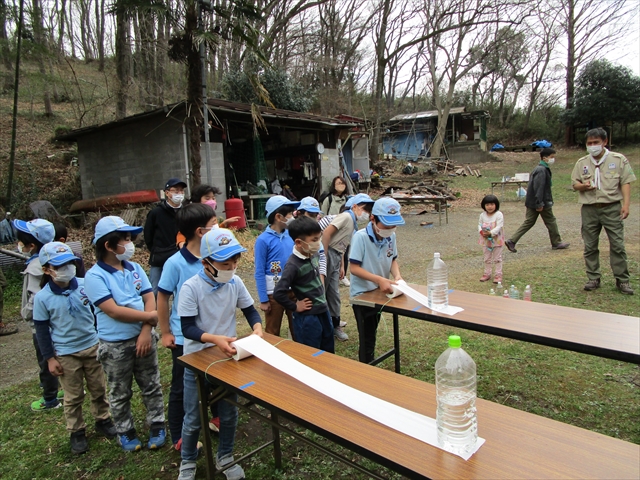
[254,226,294,303]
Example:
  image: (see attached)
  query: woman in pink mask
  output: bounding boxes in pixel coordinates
[176,185,241,247]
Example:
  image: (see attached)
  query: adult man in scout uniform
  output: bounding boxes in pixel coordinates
[571,128,636,294]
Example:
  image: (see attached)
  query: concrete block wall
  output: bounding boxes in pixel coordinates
[320,149,340,192]
[78,116,187,199]
[200,142,227,204]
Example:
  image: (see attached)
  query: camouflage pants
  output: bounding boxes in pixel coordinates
[97,332,165,434]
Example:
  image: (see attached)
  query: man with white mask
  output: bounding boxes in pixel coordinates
[144,178,187,293]
[571,128,636,294]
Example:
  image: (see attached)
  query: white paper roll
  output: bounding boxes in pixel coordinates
[231,340,254,361]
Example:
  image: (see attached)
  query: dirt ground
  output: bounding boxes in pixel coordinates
[1,198,638,390]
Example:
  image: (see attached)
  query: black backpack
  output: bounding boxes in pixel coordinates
[319,191,332,210]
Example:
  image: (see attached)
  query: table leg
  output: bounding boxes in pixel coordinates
[393,313,400,374]
[445,203,449,224]
[270,411,282,469]
[196,375,216,480]
[250,200,255,221]
[438,203,442,226]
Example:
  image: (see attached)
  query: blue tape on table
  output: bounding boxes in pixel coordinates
[239,381,255,390]
[312,350,325,357]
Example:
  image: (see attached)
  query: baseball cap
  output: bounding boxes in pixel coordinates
[93,216,143,244]
[164,178,187,190]
[12,218,55,244]
[297,196,321,213]
[200,228,247,261]
[372,198,405,226]
[265,195,300,219]
[39,241,79,266]
[345,193,375,208]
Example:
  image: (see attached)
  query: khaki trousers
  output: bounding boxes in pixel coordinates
[264,293,295,340]
[57,344,110,433]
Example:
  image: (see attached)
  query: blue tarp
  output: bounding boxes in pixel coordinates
[491,143,505,151]
[531,140,552,148]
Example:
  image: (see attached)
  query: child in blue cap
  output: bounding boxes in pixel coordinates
[177,228,262,480]
[12,217,61,410]
[84,216,166,452]
[254,195,300,338]
[349,198,406,363]
[34,242,116,454]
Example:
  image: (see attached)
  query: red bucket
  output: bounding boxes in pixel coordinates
[224,198,246,229]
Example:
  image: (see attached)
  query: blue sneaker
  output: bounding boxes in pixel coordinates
[117,430,142,452]
[147,424,166,450]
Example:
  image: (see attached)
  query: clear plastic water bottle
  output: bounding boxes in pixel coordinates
[496,281,503,292]
[435,335,478,456]
[503,289,509,298]
[509,285,519,299]
[488,288,496,296]
[427,253,448,309]
[523,285,532,301]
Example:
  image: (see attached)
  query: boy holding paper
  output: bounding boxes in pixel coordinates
[349,198,405,364]
[177,228,262,480]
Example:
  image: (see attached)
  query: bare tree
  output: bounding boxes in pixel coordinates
[557,0,635,144]
[31,0,54,115]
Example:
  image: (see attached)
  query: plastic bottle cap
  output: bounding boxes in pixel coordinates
[448,335,461,348]
[434,252,440,258]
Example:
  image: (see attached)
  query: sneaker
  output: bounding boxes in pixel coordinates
[339,320,347,328]
[209,417,220,432]
[552,242,570,250]
[505,239,517,253]
[584,278,601,291]
[0,322,18,336]
[493,275,502,284]
[178,460,197,480]
[616,280,634,295]
[31,397,61,411]
[340,277,351,287]
[95,418,117,439]
[216,454,245,480]
[334,326,349,342]
[70,429,89,455]
[479,274,491,282]
[117,429,142,452]
[147,424,166,449]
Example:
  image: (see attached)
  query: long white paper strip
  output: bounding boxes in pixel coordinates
[394,280,464,316]
[231,335,484,460]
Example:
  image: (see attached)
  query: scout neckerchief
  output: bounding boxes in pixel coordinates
[590,148,609,190]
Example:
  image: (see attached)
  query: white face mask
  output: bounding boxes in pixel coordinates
[375,225,396,238]
[170,193,185,205]
[357,211,370,222]
[205,259,236,283]
[300,240,321,256]
[17,242,26,254]
[115,242,135,261]
[587,145,603,157]
[52,264,76,283]
[280,216,295,228]
[546,157,555,165]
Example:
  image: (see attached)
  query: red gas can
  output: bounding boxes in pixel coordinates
[224,198,247,229]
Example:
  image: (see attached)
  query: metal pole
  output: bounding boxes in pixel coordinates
[199,0,212,186]
[6,0,25,210]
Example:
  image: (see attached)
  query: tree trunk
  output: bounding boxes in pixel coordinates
[31,0,53,116]
[0,0,14,90]
[564,0,575,146]
[66,0,76,58]
[97,0,105,71]
[57,0,67,57]
[370,0,391,162]
[186,0,202,186]
[115,3,131,119]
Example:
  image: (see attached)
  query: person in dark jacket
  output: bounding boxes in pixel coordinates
[505,148,569,253]
[144,178,187,292]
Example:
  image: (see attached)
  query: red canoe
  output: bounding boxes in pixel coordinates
[70,190,160,212]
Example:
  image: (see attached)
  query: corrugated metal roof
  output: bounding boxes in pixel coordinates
[57,99,361,141]
[389,107,467,121]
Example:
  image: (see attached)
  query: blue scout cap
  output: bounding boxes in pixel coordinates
[164,178,187,190]
[93,216,143,244]
[345,193,375,208]
[12,219,55,244]
[265,195,300,219]
[297,196,322,213]
[200,228,247,261]
[39,241,79,266]
[372,198,405,226]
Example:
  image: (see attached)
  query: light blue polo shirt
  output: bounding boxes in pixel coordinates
[84,260,153,342]
[33,278,98,356]
[157,247,202,345]
[178,271,254,355]
[349,222,398,297]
